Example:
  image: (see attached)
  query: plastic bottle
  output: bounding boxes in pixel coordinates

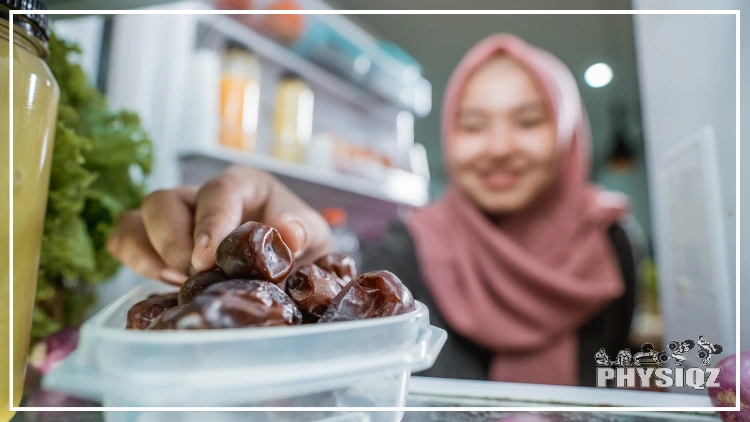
[219,46,261,151]
[183,48,221,151]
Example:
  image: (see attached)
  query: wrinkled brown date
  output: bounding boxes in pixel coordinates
[318,270,415,323]
[146,304,206,330]
[178,269,228,305]
[149,279,303,330]
[285,264,343,322]
[314,253,357,285]
[126,293,179,330]
[216,222,293,284]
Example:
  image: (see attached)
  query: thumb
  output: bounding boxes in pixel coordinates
[270,209,331,261]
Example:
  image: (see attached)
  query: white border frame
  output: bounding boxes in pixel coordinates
[7,8,740,414]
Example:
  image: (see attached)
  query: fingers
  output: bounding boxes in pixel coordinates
[141,186,198,276]
[191,166,332,271]
[108,210,188,285]
[269,207,331,263]
[191,171,248,271]
[272,213,307,256]
[116,164,333,282]
[236,166,331,261]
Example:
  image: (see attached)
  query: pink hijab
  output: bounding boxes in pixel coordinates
[405,34,629,386]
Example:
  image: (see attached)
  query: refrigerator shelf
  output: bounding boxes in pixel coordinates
[160,0,431,117]
[179,146,429,207]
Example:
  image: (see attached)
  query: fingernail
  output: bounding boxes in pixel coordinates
[192,234,212,270]
[161,268,188,285]
[195,234,210,251]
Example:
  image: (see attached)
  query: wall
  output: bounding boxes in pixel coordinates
[632,0,744,354]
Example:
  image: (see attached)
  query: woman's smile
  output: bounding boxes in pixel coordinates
[479,168,522,190]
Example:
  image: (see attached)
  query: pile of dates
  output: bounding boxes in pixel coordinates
[126,221,416,330]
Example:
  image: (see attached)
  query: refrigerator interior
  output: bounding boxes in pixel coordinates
[51,1,433,311]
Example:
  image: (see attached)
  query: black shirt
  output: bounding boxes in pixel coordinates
[361,219,641,386]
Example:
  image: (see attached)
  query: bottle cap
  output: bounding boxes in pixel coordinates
[1,0,50,43]
[322,208,347,227]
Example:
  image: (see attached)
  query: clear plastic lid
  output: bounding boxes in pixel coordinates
[44,281,446,407]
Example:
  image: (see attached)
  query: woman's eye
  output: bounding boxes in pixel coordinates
[458,121,485,133]
[517,116,545,128]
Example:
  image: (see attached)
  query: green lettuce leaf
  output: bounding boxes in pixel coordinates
[32,33,153,342]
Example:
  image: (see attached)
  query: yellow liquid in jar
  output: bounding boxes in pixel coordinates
[272,78,313,163]
[0,24,60,422]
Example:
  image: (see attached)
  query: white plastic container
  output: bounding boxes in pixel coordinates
[44,282,446,422]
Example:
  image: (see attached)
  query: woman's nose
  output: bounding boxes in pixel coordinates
[484,122,516,158]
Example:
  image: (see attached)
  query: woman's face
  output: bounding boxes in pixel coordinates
[448,56,558,215]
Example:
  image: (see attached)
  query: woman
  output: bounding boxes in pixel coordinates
[108,34,640,387]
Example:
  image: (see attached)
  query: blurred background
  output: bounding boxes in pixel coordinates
[40,0,746,384]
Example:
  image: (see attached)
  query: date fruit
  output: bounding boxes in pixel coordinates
[146,304,206,330]
[126,293,179,330]
[149,280,303,330]
[314,253,357,285]
[216,222,293,284]
[318,271,415,323]
[178,269,228,305]
[285,264,343,322]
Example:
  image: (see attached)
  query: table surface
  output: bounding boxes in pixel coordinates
[11,377,721,422]
[8,404,723,422]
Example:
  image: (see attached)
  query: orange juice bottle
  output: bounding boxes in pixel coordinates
[219,47,261,151]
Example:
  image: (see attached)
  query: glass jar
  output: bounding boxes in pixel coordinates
[0,1,59,420]
[272,73,313,163]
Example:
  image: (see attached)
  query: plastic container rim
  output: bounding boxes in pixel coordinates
[86,283,429,344]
